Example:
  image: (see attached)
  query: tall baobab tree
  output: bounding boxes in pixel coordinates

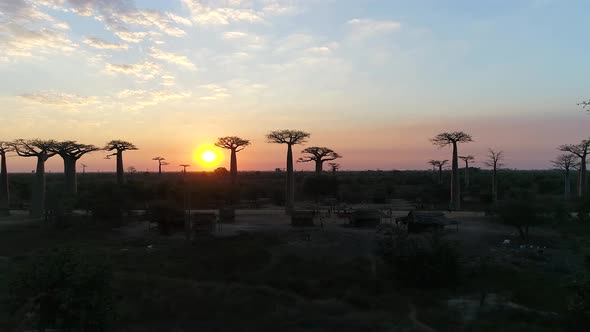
[328,162,340,176]
[81,164,88,174]
[105,140,138,185]
[560,139,590,197]
[484,149,504,201]
[152,157,169,175]
[51,141,99,194]
[298,147,342,175]
[12,139,58,217]
[180,164,190,173]
[0,142,14,214]
[431,132,473,210]
[215,136,251,184]
[552,154,578,200]
[459,155,475,188]
[266,130,311,213]
[428,160,448,185]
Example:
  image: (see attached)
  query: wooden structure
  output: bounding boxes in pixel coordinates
[397,211,458,233]
[291,210,315,227]
[350,208,382,228]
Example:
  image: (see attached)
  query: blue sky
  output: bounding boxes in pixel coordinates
[0,0,589,172]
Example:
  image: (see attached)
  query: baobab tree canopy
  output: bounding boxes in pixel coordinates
[431,131,473,147]
[13,139,59,157]
[104,140,138,152]
[298,147,341,163]
[52,141,100,159]
[552,154,578,171]
[459,155,475,163]
[215,136,251,151]
[266,130,310,145]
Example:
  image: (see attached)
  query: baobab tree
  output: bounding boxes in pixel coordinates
[428,159,448,185]
[51,141,99,194]
[214,136,250,184]
[81,164,88,174]
[266,130,311,213]
[298,147,342,175]
[560,139,590,197]
[12,139,58,217]
[152,157,169,175]
[105,140,138,185]
[459,155,475,188]
[431,132,473,210]
[328,162,340,176]
[484,149,504,201]
[552,153,578,200]
[180,164,190,173]
[0,142,14,214]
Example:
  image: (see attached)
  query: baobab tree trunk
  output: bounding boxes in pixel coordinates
[564,170,570,201]
[315,160,323,175]
[464,161,470,188]
[0,153,9,214]
[492,167,498,201]
[286,144,294,214]
[578,156,587,197]
[230,148,238,184]
[451,142,460,210]
[116,151,124,185]
[438,166,443,185]
[31,156,46,218]
[63,157,78,195]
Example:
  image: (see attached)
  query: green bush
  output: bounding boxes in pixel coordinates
[376,228,460,288]
[10,248,114,332]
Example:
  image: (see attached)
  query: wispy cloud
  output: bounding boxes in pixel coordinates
[347,18,401,37]
[104,61,162,81]
[182,0,264,25]
[199,84,231,100]
[83,36,128,50]
[149,47,196,70]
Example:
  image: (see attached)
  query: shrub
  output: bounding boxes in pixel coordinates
[376,228,460,288]
[148,200,185,235]
[494,198,542,240]
[567,256,590,331]
[10,248,114,332]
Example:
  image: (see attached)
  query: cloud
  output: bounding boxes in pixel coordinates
[261,0,300,16]
[19,90,98,111]
[104,61,162,80]
[199,84,231,100]
[0,24,78,59]
[182,0,264,25]
[149,47,196,70]
[52,22,70,30]
[347,18,401,37]
[83,36,128,50]
[115,88,191,110]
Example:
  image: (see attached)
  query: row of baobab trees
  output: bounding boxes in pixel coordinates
[425,131,590,210]
[0,130,342,217]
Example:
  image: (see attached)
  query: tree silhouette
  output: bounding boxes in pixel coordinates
[104,140,138,185]
[428,159,448,185]
[215,136,250,184]
[552,153,578,200]
[560,139,590,197]
[328,162,340,176]
[152,157,169,175]
[0,142,14,214]
[484,149,504,201]
[81,164,87,174]
[180,164,190,173]
[578,100,590,110]
[51,141,99,194]
[266,130,311,213]
[12,139,58,217]
[458,155,475,188]
[298,147,342,175]
[431,132,473,210]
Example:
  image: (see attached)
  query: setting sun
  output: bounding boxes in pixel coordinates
[192,145,223,170]
[201,150,217,163]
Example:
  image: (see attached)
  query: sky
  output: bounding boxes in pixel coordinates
[0,0,589,172]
